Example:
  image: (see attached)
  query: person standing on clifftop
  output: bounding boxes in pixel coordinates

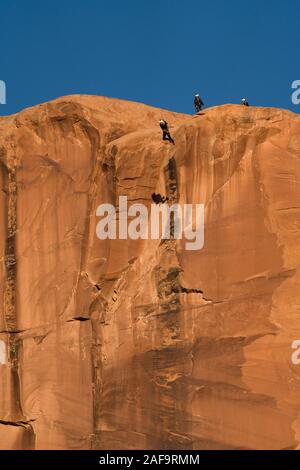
[159,120,175,144]
[194,94,204,112]
[241,98,249,106]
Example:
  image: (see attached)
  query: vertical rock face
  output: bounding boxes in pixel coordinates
[0,96,300,449]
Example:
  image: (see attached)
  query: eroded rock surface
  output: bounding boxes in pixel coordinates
[0,96,300,449]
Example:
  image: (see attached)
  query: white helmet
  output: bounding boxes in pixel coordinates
[195,94,200,97]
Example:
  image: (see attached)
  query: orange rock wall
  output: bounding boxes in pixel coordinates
[0,96,299,449]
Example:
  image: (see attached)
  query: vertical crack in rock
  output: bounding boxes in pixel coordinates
[90,143,119,449]
[5,165,17,332]
[67,115,103,449]
[89,286,108,449]
[150,155,193,449]
[3,145,35,449]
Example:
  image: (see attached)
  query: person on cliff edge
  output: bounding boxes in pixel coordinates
[159,120,175,144]
[194,94,204,112]
[241,98,249,106]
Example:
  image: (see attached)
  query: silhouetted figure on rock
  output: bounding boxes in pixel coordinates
[152,193,169,204]
[194,94,204,112]
[241,98,249,106]
[159,120,175,144]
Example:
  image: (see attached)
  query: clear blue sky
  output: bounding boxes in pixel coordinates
[1,0,300,116]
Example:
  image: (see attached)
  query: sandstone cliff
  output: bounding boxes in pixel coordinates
[0,96,300,449]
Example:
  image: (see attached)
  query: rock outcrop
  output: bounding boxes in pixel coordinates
[0,95,300,449]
